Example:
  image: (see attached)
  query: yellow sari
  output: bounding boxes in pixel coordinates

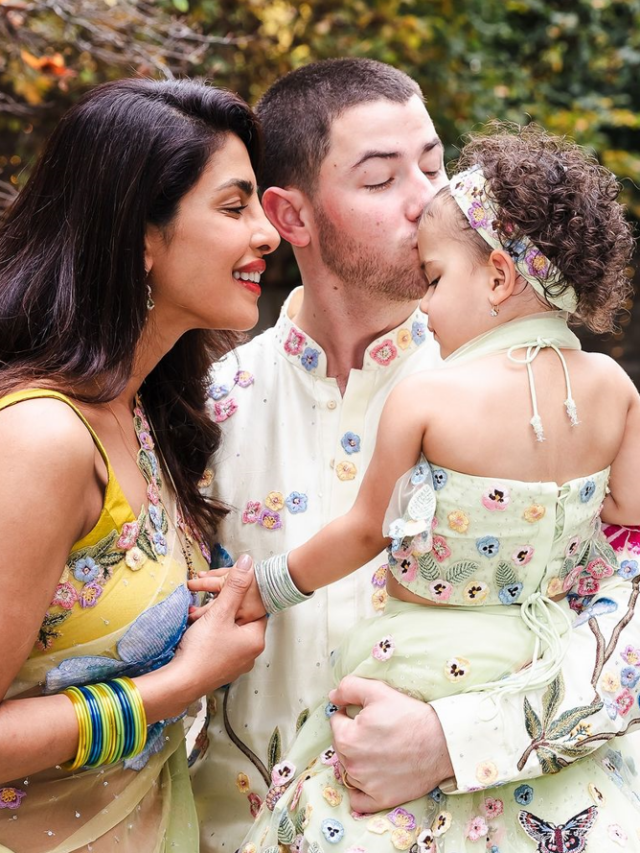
[0,389,208,853]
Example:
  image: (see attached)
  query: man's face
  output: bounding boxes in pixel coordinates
[311,95,447,302]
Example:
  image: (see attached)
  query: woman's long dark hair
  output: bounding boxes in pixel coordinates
[0,78,261,539]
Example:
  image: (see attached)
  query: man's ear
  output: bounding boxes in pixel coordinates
[488,249,519,307]
[261,187,311,248]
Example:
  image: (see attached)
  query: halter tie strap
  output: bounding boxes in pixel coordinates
[507,337,579,442]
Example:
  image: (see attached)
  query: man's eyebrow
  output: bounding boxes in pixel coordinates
[351,137,443,171]
[214,178,254,195]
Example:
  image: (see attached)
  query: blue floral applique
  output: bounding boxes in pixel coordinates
[411,321,426,346]
[431,468,448,491]
[340,432,361,455]
[580,480,596,503]
[300,347,320,372]
[476,536,500,558]
[285,492,308,514]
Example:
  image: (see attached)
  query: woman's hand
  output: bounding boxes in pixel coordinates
[188,557,267,624]
[169,555,267,700]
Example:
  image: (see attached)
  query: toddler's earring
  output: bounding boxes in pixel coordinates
[145,267,155,311]
[489,300,499,317]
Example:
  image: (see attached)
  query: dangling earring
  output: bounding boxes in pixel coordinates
[489,300,499,317]
[145,267,155,311]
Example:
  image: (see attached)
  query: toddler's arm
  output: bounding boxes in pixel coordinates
[287,381,426,594]
[602,370,640,525]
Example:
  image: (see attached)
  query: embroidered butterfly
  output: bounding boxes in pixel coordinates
[518,806,598,852]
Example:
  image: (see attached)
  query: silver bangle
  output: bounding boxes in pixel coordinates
[254,552,314,614]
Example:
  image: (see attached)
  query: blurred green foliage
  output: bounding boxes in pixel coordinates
[1,0,638,370]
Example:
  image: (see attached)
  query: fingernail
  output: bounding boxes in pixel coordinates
[237,554,252,571]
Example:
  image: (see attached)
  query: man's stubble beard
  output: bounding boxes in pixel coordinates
[314,203,427,302]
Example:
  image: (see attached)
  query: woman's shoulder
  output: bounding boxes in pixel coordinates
[0,391,97,478]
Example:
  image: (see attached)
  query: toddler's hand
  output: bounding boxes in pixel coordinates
[187,561,267,624]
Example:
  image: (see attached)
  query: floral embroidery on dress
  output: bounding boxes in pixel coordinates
[321,818,345,843]
[235,369,254,388]
[0,788,26,809]
[514,784,534,805]
[448,509,470,532]
[481,485,510,511]
[523,504,546,523]
[445,656,470,681]
[370,339,398,366]
[618,559,639,580]
[476,535,500,557]
[431,468,448,490]
[466,815,489,841]
[372,636,395,661]
[512,545,534,566]
[580,479,597,502]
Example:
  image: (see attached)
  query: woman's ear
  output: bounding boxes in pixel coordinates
[488,249,518,307]
[261,187,311,248]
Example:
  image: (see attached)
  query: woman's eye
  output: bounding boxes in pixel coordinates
[223,205,248,215]
[423,170,442,179]
[364,178,393,192]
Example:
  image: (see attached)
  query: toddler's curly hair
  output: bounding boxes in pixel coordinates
[448,122,635,333]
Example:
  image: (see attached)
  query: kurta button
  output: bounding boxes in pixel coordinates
[327,400,337,410]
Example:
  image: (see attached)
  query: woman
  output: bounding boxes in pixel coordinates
[0,78,278,852]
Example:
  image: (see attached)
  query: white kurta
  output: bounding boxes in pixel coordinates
[190,288,441,850]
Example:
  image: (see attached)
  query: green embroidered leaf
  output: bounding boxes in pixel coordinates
[100,550,126,568]
[160,507,169,535]
[546,701,603,740]
[295,808,306,833]
[308,845,323,853]
[549,742,593,760]
[559,558,575,580]
[133,415,144,432]
[446,560,479,585]
[541,675,565,729]
[418,553,440,581]
[137,525,158,561]
[495,561,517,587]
[138,450,155,483]
[536,745,566,774]
[523,697,543,739]
[277,811,296,844]
[595,538,617,571]
[296,709,309,733]
[267,726,282,772]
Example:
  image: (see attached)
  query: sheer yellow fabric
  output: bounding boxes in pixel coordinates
[0,390,205,853]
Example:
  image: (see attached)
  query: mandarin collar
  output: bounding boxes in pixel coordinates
[273,287,430,378]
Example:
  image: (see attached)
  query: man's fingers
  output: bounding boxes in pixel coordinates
[346,789,380,814]
[328,674,387,708]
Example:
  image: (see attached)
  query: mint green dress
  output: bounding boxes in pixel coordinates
[241,315,640,853]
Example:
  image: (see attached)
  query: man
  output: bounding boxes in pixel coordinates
[190,58,450,849]
[191,58,640,850]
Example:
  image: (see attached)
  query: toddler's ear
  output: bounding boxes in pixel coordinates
[488,249,518,306]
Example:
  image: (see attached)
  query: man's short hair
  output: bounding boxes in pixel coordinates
[255,58,423,195]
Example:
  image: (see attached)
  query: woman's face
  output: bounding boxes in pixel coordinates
[145,133,280,335]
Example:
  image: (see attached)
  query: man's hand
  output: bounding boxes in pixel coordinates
[328,676,455,813]
[187,558,267,624]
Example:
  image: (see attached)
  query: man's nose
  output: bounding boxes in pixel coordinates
[406,170,441,223]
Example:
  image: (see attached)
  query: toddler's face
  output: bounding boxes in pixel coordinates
[418,204,494,358]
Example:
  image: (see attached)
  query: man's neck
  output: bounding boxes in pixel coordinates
[291,284,419,395]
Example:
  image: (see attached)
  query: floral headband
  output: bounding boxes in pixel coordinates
[449,165,578,313]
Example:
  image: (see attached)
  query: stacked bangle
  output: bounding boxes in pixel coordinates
[254,552,314,614]
[62,676,147,772]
